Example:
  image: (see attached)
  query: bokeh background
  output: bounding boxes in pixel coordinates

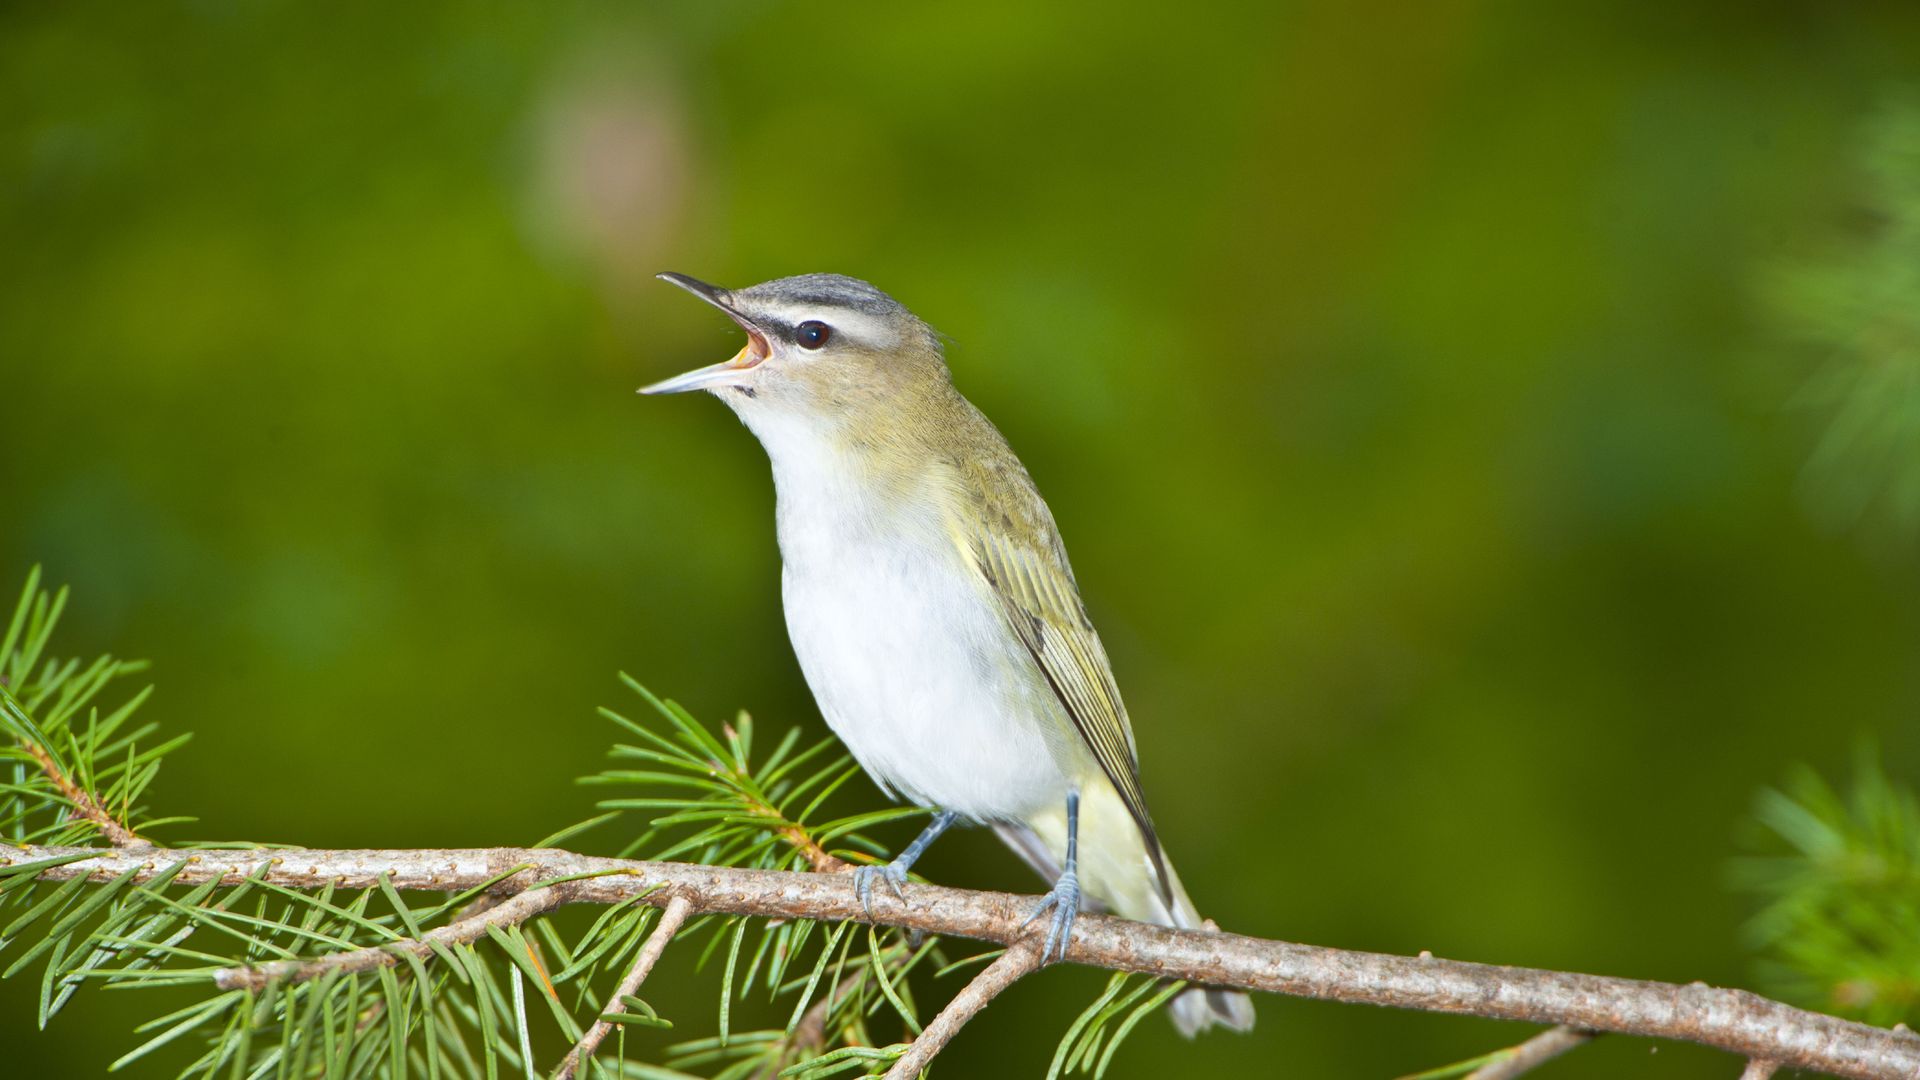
[5,2,1920,1076]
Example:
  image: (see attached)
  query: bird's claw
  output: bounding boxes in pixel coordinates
[1021,869,1080,964]
[852,860,910,920]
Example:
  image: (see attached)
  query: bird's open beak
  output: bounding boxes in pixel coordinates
[642,273,773,395]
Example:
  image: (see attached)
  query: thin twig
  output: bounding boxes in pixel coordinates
[9,844,1920,1080]
[214,879,577,991]
[1741,1061,1780,1080]
[883,940,1044,1079]
[778,822,852,872]
[1464,1026,1596,1079]
[734,765,849,872]
[555,893,695,1080]
[21,738,144,847]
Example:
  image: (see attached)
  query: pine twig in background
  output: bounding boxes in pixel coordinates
[775,963,875,1073]
[1764,95,1920,541]
[1733,750,1920,1028]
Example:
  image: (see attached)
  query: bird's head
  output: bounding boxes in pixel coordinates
[643,273,948,424]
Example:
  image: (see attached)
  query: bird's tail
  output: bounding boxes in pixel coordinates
[1151,870,1258,1037]
[995,786,1255,1037]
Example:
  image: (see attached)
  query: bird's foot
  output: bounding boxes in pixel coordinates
[852,859,910,920]
[1021,869,1081,964]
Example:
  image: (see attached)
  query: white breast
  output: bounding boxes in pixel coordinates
[751,416,1070,821]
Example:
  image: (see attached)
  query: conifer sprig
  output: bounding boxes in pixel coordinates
[0,571,1058,1079]
[1734,750,1920,1027]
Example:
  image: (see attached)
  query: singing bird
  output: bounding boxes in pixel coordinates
[644,272,1254,1035]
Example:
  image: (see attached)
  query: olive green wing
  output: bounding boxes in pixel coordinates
[948,511,1171,901]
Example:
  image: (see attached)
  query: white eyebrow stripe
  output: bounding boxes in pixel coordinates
[756,303,897,348]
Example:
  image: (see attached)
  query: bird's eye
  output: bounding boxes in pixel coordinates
[795,321,832,350]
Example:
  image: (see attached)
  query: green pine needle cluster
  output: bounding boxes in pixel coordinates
[1765,94,1920,540]
[564,674,927,872]
[1045,973,1187,1080]
[0,569,1185,1078]
[1,565,183,848]
[1732,751,1920,1027]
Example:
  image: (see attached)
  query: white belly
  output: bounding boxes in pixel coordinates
[776,495,1071,821]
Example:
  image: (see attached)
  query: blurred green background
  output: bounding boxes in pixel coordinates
[5,2,1920,1076]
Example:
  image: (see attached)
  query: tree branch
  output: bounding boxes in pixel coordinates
[20,738,144,848]
[883,941,1043,1079]
[555,893,694,1080]
[8,843,1917,1080]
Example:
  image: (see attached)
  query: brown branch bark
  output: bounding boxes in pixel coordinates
[1463,1026,1596,1079]
[7,844,1917,1080]
[883,941,1043,1079]
[1741,1061,1780,1080]
[555,894,694,1080]
[21,738,144,847]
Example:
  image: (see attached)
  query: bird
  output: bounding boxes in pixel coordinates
[643,271,1255,1036]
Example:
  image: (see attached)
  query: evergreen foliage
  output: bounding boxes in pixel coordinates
[1734,751,1920,1028]
[1,565,178,849]
[0,569,1184,1077]
[1729,90,1920,1030]
[1767,96,1920,540]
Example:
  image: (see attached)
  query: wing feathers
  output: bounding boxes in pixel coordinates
[956,523,1171,902]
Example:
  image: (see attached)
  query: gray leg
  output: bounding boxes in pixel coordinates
[854,809,959,919]
[1021,790,1081,963]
